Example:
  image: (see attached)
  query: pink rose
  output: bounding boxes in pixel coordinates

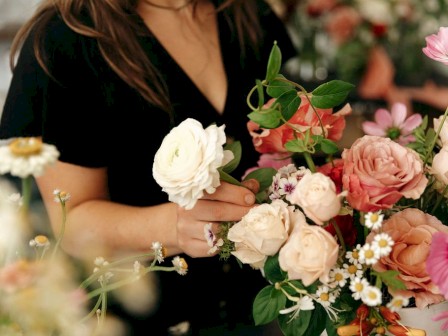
[367,208,448,308]
[289,172,346,225]
[279,221,339,286]
[227,199,295,269]
[342,135,428,212]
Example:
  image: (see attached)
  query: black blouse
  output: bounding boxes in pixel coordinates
[0,2,296,335]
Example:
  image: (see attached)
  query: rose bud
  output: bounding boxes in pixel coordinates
[387,325,426,336]
[379,306,400,324]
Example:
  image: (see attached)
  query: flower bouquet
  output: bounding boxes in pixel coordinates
[153,29,448,335]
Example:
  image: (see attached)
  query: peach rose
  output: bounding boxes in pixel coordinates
[227,199,296,269]
[342,135,428,212]
[430,146,448,187]
[279,220,339,286]
[434,115,448,146]
[367,208,448,308]
[289,172,346,225]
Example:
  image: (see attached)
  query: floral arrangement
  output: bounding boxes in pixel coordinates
[284,0,448,86]
[0,138,188,334]
[153,31,448,335]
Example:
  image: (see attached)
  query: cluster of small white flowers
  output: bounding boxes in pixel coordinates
[269,165,311,201]
[93,257,114,284]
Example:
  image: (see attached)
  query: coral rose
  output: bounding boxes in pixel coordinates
[341,135,428,212]
[247,99,351,154]
[367,208,448,308]
[279,220,339,286]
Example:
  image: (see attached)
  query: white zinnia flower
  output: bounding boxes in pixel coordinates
[371,233,394,257]
[364,211,384,231]
[350,277,370,300]
[361,285,382,306]
[152,118,233,210]
[359,243,380,265]
[0,137,59,178]
[387,295,410,312]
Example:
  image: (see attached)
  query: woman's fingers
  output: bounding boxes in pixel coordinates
[203,181,257,206]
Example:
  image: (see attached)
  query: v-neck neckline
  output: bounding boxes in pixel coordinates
[135,9,229,116]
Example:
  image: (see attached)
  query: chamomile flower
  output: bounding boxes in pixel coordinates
[345,244,362,265]
[172,256,188,275]
[349,277,370,300]
[371,233,394,257]
[53,189,71,203]
[315,286,336,307]
[151,242,165,263]
[328,267,349,288]
[359,243,380,265]
[361,285,383,306]
[387,295,410,312]
[364,211,384,231]
[0,137,59,178]
[343,262,363,280]
[29,235,50,249]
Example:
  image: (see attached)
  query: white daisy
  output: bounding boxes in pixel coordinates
[152,241,165,263]
[343,262,364,280]
[387,295,410,312]
[345,244,362,265]
[359,243,380,265]
[364,211,384,231]
[328,267,349,288]
[361,285,382,306]
[349,277,370,300]
[0,137,59,178]
[172,256,188,275]
[315,286,336,307]
[53,189,71,203]
[371,233,394,257]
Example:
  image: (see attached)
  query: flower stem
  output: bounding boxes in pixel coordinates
[303,152,316,173]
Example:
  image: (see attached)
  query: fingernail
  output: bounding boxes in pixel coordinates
[245,193,255,205]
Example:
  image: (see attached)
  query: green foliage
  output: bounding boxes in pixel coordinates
[253,285,287,325]
[278,309,312,336]
[310,80,355,109]
[248,107,283,129]
[266,41,282,82]
[373,270,407,291]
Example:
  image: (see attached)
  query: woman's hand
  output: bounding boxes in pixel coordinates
[175,179,259,258]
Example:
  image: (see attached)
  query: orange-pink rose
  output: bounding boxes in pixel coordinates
[341,135,428,212]
[248,99,351,154]
[367,208,448,308]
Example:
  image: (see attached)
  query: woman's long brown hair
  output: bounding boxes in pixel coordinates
[9,0,262,114]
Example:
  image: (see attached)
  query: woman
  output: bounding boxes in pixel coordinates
[0,0,295,334]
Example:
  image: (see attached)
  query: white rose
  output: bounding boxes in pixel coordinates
[289,172,345,225]
[227,199,296,269]
[434,116,448,146]
[152,118,233,210]
[430,146,448,187]
[278,221,339,286]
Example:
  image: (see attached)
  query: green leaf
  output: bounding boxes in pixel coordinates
[221,141,241,174]
[276,89,301,121]
[248,107,282,129]
[243,167,277,192]
[218,170,242,187]
[278,308,312,336]
[374,270,407,290]
[264,254,287,283]
[320,139,340,155]
[267,75,295,98]
[284,139,308,153]
[253,285,286,325]
[302,305,326,336]
[311,80,355,109]
[266,41,282,82]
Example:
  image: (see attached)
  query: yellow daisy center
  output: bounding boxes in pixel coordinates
[370,213,379,223]
[365,250,374,259]
[9,137,42,156]
[335,273,343,281]
[355,283,364,292]
[348,265,358,274]
[320,293,329,301]
[378,239,388,248]
[34,235,49,245]
[352,250,359,259]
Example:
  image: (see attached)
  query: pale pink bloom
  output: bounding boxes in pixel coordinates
[433,310,448,331]
[422,27,448,65]
[325,6,362,45]
[342,135,428,212]
[362,103,422,145]
[426,232,448,300]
